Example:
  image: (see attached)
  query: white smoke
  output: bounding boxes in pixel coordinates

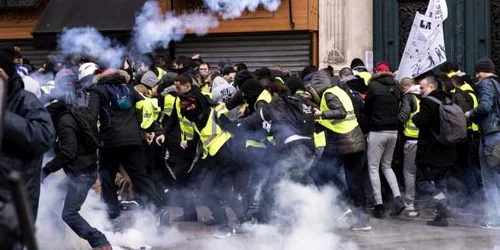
[58,27,126,68]
[36,170,184,250]
[203,0,282,19]
[132,1,219,54]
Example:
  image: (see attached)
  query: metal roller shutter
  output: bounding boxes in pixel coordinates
[175,32,312,73]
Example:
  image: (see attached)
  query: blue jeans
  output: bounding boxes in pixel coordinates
[480,132,500,222]
[62,166,109,248]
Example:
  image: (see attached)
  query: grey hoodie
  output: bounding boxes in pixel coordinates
[211,76,238,120]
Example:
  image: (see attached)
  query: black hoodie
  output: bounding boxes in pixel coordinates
[364,72,402,131]
[45,105,101,173]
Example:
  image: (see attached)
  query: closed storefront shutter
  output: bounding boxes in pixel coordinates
[175,32,312,73]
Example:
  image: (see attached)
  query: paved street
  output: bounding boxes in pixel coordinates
[128,207,500,250]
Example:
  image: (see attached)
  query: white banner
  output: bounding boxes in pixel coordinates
[396,0,448,80]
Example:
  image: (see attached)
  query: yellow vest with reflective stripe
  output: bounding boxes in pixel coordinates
[194,104,233,158]
[176,98,196,141]
[136,97,161,130]
[403,95,420,139]
[246,90,273,148]
[317,86,358,134]
[158,93,176,124]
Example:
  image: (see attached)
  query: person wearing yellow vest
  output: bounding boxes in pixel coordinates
[238,79,274,213]
[351,58,372,86]
[174,73,248,238]
[308,70,370,231]
[448,75,482,202]
[239,80,317,223]
[396,77,421,217]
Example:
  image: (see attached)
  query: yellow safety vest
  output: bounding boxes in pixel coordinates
[200,80,211,94]
[246,90,273,148]
[136,97,161,130]
[450,83,479,132]
[157,67,166,80]
[274,77,285,84]
[403,95,420,139]
[194,104,233,158]
[359,72,372,86]
[175,98,196,141]
[317,86,358,134]
[314,131,326,148]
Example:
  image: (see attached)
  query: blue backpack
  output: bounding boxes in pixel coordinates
[104,84,133,110]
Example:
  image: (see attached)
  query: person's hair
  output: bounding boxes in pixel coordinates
[422,74,439,90]
[200,62,211,69]
[339,67,354,78]
[175,73,192,85]
[300,65,318,79]
[209,72,223,82]
[222,65,236,76]
[234,63,248,72]
[259,78,272,89]
[440,62,459,74]
[269,80,291,97]
[399,77,415,91]
[134,84,151,98]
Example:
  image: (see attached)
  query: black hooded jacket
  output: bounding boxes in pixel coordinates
[412,90,457,168]
[88,70,144,148]
[0,73,55,176]
[44,105,101,173]
[364,72,401,131]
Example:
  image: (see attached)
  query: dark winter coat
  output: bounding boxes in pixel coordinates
[44,107,100,174]
[88,70,144,148]
[412,90,457,167]
[0,73,55,177]
[364,72,401,131]
[397,85,420,140]
[469,77,500,136]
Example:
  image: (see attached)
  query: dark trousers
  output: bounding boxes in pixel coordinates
[310,152,346,196]
[25,156,42,221]
[201,141,246,224]
[244,147,271,209]
[417,165,449,211]
[343,151,366,211]
[99,145,163,219]
[62,165,109,248]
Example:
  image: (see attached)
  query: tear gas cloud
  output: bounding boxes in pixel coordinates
[58,27,126,68]
[203,0,282,19]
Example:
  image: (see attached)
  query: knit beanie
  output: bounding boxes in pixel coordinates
[0,48,16,77]
[350,58,365,69]
[474,57,495,74]
[141,71,160,88]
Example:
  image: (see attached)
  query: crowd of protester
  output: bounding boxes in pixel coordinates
[0,47,500,249]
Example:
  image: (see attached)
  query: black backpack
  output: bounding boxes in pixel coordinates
[283,95,316,137]
[103,84,133,110]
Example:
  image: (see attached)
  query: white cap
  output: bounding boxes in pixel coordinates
[78,62,99,81]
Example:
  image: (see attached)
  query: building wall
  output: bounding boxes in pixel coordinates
[319,0,373,70]
[0,0,49,40]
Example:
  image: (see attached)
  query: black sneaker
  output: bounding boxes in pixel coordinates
[373,205,385,218]
[479,221,500,230]
[426,216,449,227]
[213,225,235,239]
[390,196,405,217]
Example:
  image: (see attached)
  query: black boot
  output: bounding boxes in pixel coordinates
[427,203,449,227]
[373,204,386,218]
[390,196,405,217]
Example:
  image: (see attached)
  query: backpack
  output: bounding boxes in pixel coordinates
[104,84,133,110]
[425,96,467,145]
[283,95,316,137]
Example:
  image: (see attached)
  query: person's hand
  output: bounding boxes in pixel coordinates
[465,111,471,120]
[238,108,246,118]
[180,140,188,150]
[145,132,155,145]
[156,135,165,146]
[314,108,323,118]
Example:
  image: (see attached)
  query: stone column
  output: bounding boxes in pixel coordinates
[319,0,373,71]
